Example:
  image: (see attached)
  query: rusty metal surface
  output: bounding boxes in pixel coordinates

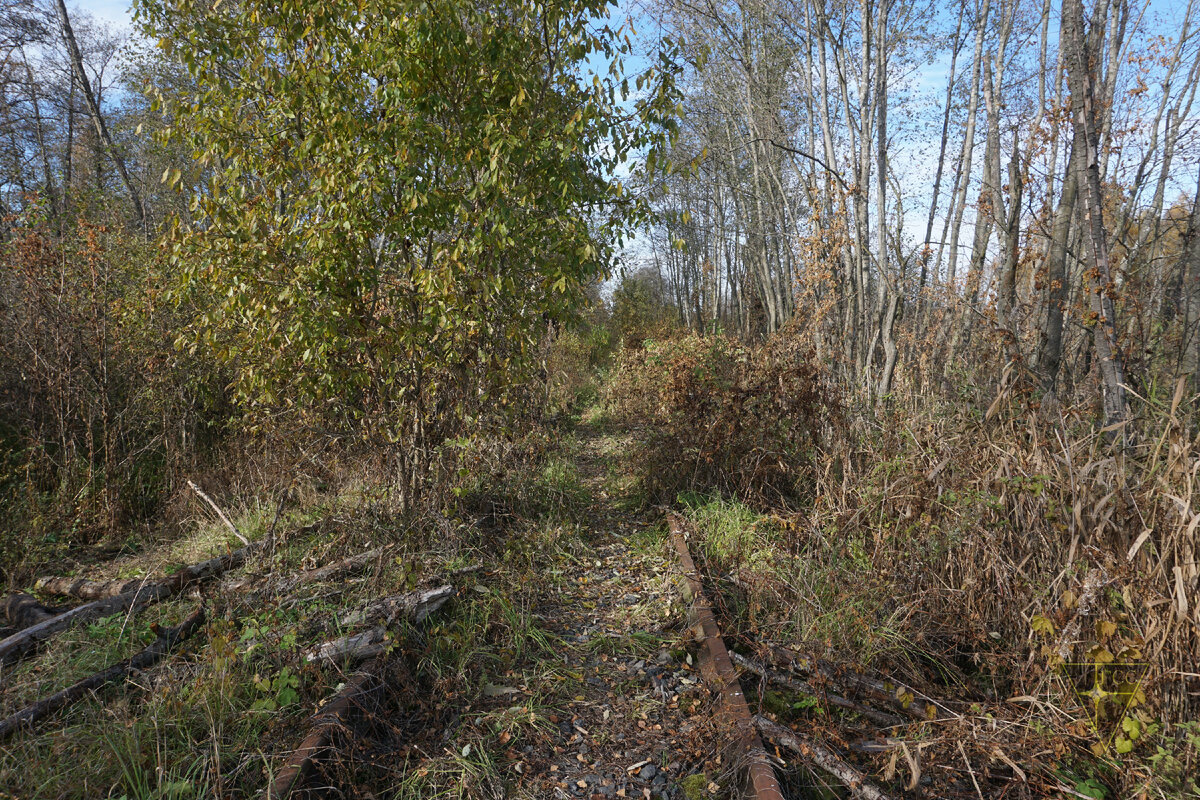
[667,513,786,800]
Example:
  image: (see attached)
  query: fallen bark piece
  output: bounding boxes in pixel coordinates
[731,651,904,729]
[0,607,206,741]
[304,585,454,664]
[33,575,153,602]
[1,594,63,630]
[0,538,265,668]
[268,658,384,799]
[754,715,896,800]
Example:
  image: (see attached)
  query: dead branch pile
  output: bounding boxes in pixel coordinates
[0,606,206,740]
[305,585,453,664]
[0,537,265,666]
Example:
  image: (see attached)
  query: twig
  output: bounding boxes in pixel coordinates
[958,740,984,800]
[755,715,895,800]
[188,479,250,545]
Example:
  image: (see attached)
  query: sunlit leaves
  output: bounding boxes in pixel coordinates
[137,0,679,441]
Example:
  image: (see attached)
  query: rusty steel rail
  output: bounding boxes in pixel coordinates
[667,513,785,800]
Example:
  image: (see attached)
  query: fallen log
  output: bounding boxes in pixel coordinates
[0,588,169,670]
[272,547,388,594]
[305,626,388,665]
[0,537,265,668]
[731,651,904,729]
[202,546,390,599]
[754,715,896,800]
[2,594,63,630]
[762,645,947,721]
[0,607,206,741]
[304,585,454,664]
[267,658,384,799]
[337,585,453,627]
[33,575,153,602]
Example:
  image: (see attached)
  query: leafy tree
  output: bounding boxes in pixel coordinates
[136,0,678,497]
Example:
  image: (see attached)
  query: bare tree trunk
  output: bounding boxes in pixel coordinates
[943,0,990,288]
[873,0,899,400]
[53,0,147,228]
[920,4,966,290]
[1063,0,1127,431]
[1181,163,1200,393]
[21,51,59,221]
[995,140,1023,327]
[1036,149,1079,394]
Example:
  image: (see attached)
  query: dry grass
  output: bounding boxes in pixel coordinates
[623,323,1200,797]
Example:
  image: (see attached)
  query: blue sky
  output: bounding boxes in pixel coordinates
[76,0,133,31]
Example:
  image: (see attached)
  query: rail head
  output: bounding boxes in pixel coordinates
[666,513,785,800]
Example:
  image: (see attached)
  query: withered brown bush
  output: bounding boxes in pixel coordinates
[606,333,838,506]
[0,221,230,578]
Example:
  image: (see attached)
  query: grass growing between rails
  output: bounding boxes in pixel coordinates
[0,407,683,799]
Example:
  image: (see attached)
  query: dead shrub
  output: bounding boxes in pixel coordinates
[605,333,838,506]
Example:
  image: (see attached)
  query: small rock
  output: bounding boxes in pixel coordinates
[639,765,658,781]
[656,650,672,665]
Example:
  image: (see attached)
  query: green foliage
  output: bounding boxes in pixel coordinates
[137,0,679,489]
[542,303,616,417]
[1148,721,1200,797]
[611,268,678,346]
[250,666,301,712]
[679,492,771,566]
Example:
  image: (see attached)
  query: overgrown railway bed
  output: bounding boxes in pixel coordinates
[0,432,1082,800]
[1,509,1050,800]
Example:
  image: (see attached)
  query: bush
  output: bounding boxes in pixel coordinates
[606,333,837,505]
[610,268,678,347]
[542,310,614,418]
[0,221,229,580]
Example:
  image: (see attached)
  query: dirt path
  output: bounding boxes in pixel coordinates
[414,423,729,800]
